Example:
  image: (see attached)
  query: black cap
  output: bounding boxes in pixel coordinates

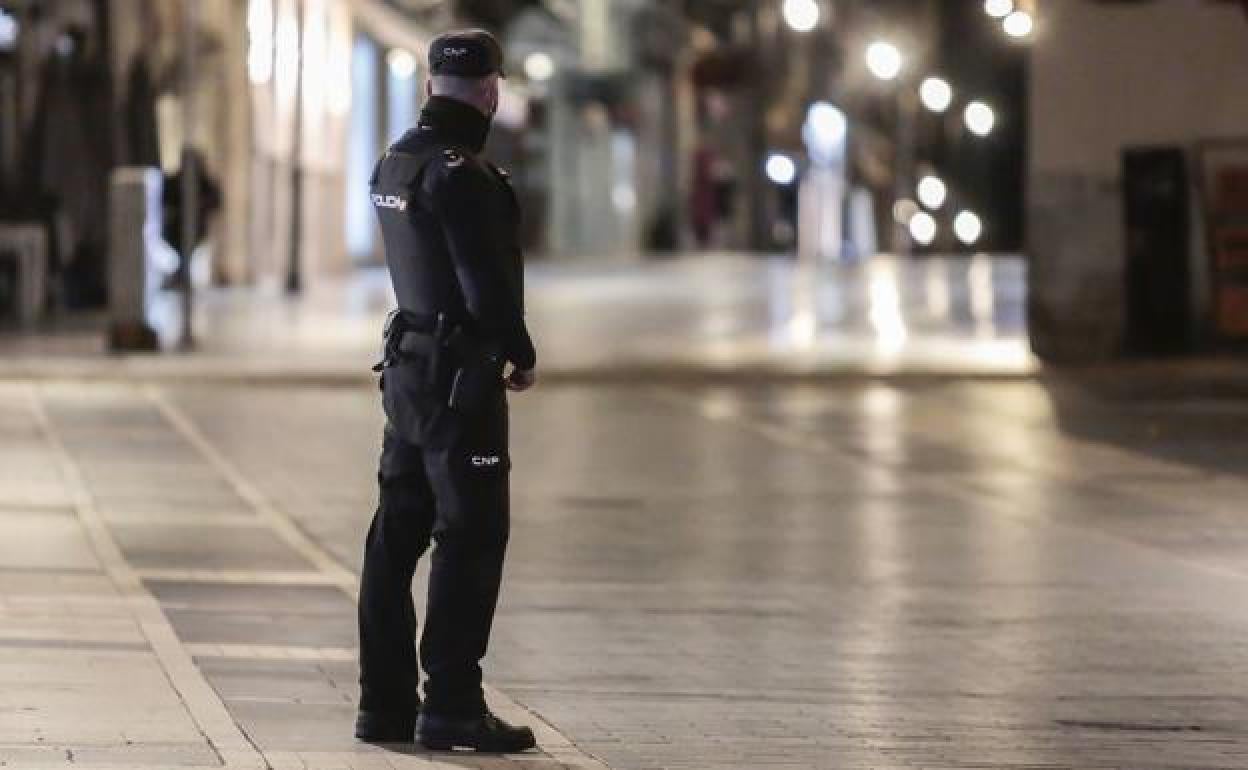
[428,29,506,79]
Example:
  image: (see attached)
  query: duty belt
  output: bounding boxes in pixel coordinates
[372,310,452,373]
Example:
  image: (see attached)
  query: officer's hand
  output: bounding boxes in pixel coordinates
[505,367,537,392]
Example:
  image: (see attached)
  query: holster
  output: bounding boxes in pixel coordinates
[444,327,505,413]
[375,311,502,413]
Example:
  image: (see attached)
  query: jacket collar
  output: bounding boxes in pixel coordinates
[417,95,491,154]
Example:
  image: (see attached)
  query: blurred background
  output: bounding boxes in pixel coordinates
[8,5,1248,769]
[0,0,1245,372]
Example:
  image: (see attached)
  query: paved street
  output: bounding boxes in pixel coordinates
[4,376,1248,768]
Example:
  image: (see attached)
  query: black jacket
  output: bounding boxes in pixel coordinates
[370,96,536,370]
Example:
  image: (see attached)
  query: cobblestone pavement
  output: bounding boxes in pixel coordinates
[4,379,1248,768]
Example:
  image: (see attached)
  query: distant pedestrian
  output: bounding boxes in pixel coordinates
[161,149,220,290]
[356,29,538,753]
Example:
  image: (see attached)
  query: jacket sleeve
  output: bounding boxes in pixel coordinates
[432,158,537,370]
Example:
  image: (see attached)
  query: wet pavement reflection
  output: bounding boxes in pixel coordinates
[0,254,1034,377]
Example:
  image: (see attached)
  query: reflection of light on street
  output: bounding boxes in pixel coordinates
[789,223,820,349]
[954,210,983,245]
[524,51,556,81]
[917,176,947,209]
[964,101,995,136]
[1004,10,1034,39]
[866,41,903,81]
[782,0,820,32]
[788,305,817,348]
[968,254,996,333]
[859,385,904,499]
[387,48,416,79]
[699,308,740,338]
[908,211,937,246]
[247,0,274,84]
[766,153,797,186]
[862,384,901,419]
[867,259,908,354]
[925,258,951,320]
[699,389,743,421]
[984,0,1013,19]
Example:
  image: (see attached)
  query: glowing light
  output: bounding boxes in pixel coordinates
[865,41,903,81]
[968,254,996,327]
[325,2,352,115]
[300,1,327,117]
[387,48,416,79]
[984,0,1013,19]
[1003,10,1033,39]
[919,77,953,113]
[908,211,937,246]
[917,175,947,210]
[954,210,983,245]
[765,153,798,186]
[867,259,908,354]
[964,100,995,136]
[274,0,300,106]
[803,102,847,166]
[247,0,274,84]
[524,51,556,81]
[612,183,637,212]
[782,0,820,32]
[0,9,20,49]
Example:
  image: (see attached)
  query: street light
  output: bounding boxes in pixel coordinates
[799,102,848,263]
[803,102,848,166]
[954,210,983,245]
[1003,10,1034,39]
[765,153,798,186]
[865,41,903,81]
[919,77,952,113]
[782,0,820,33]
[917,175,947,209]
[524,51,556,81]
[908,211,937,246]
[984,0,1013,19]
[387,48,416,79]
[964,100,995,136]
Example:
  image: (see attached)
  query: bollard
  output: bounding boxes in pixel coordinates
[107,167,163,352]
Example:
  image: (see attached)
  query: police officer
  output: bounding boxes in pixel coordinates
[356,29,538,753]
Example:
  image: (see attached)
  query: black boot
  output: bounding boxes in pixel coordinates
[418,710,536,752]
[355,708,418,743]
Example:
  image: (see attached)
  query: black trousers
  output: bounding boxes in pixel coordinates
[358,392,510,718]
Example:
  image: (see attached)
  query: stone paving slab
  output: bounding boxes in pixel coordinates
[158,380,1248,770]
[10,375,1248,768]
[0,383,609,769]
